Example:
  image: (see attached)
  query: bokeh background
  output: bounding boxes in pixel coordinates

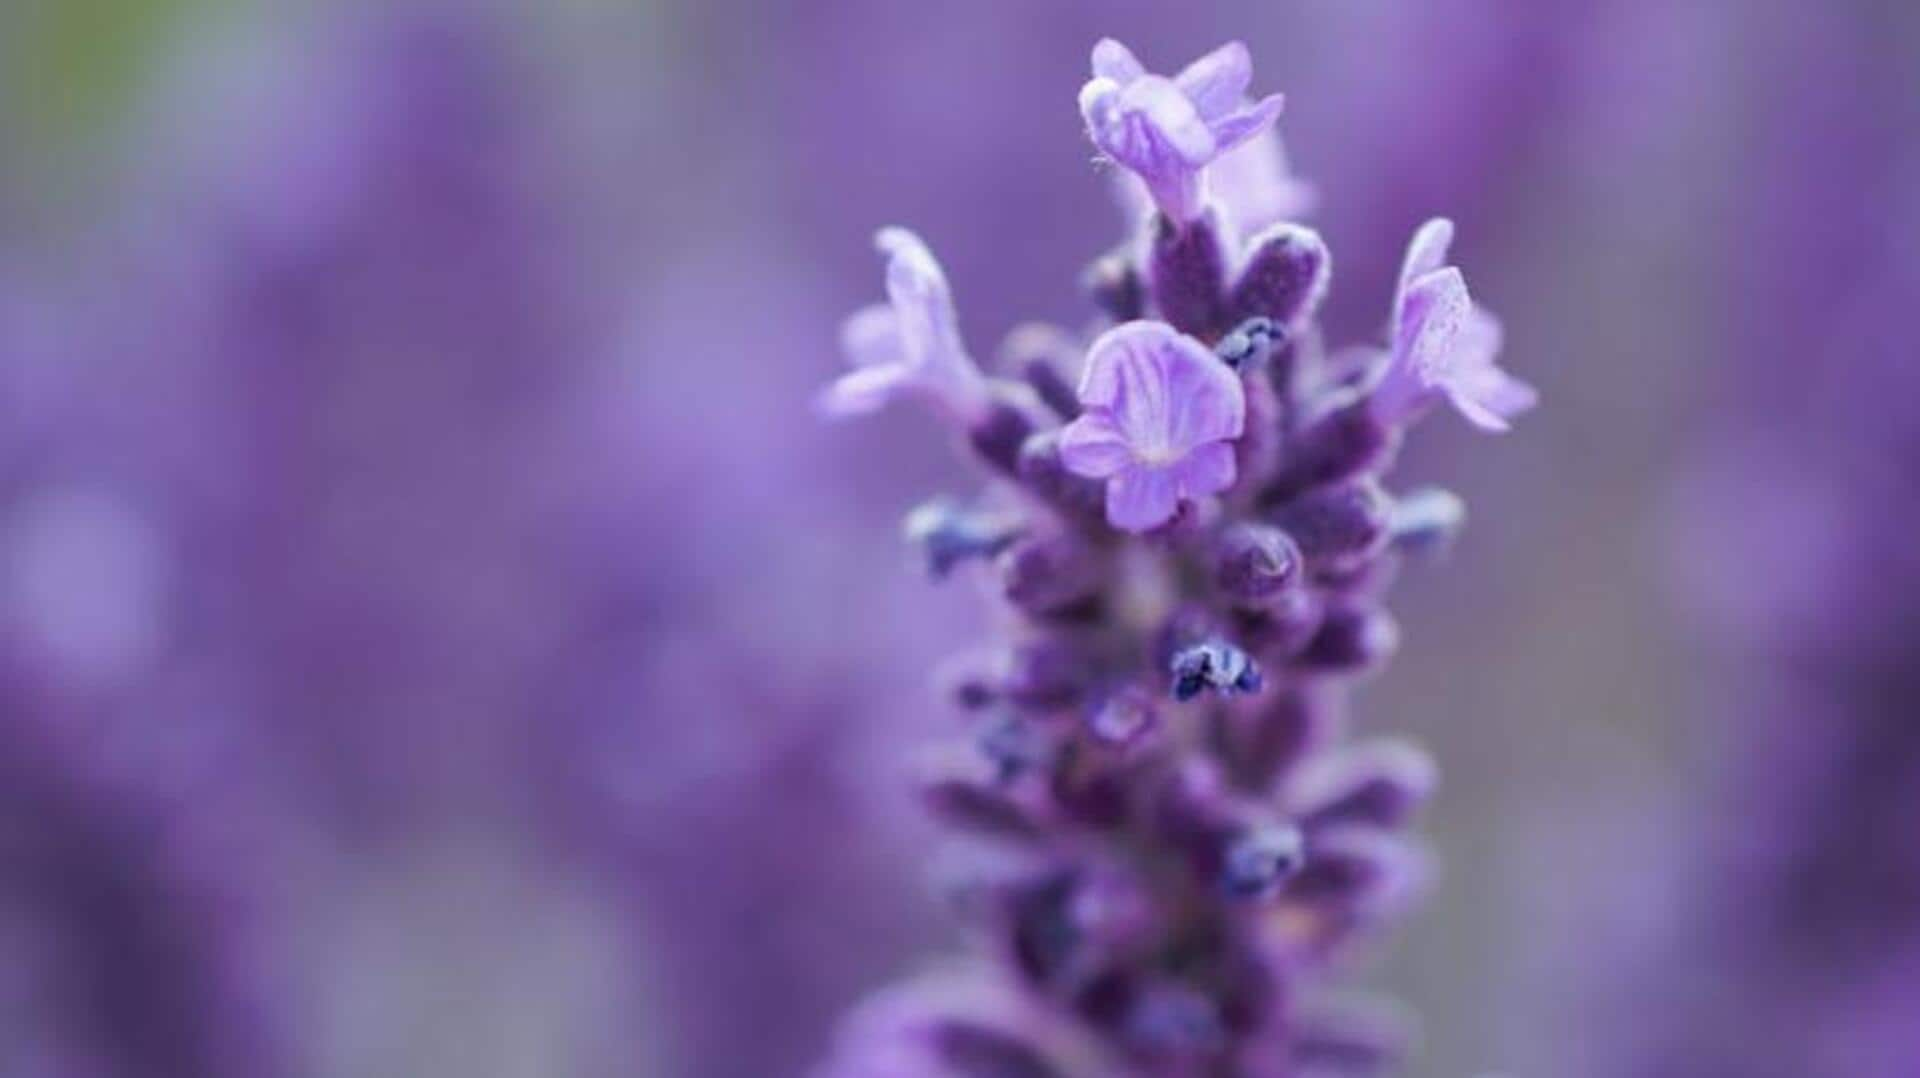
[2,1,1917,1076]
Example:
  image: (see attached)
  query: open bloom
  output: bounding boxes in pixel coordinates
[1058,321,1245,532]
[1079,39,1286,225]
[1369,218,1538,431]
[818,228,990,424]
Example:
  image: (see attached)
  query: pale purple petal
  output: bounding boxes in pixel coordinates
[1111,77,1215,167]
[1078,322,1244,458]
[1447,367,1539,432]
[1172,41,1252,121]
[840,304,903,369]
[1393,218,1456,328]
[1160,336,1246,451]
[1207,129,1317,235]
[1058,411,1136,480]
[1172,441,1237,499]
[1107,464,1182,532]
[1401,268,1473,384]
[1376,267,1535,432]
[1206,93,1284,154]
[816,362,913,418]
[1090,38,1146,84]
[876,227,963,366]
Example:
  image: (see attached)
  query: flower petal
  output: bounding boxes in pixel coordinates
[1091,38,1146,84]
[1173,40,1252,121]
[816,362,913,418]
[1058,411,1136,479]
[1079,322,1244,457]
[1400,267,1472,386]
[1207,93,1284,155]
[876,227,964,368]
[1107,464,1182,532]
[1173,440,1237,499]
[1447,368,1539,431]
[841,304,904,369]
[1113,76,1215,168]
[1393,218,1455,328]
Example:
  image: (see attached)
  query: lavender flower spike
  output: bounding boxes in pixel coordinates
[1058,321,1246,532]
[822,35,1540,1077]
[1080,39,1286,225]
[819,227,991,424]
[1370,218,1538,431]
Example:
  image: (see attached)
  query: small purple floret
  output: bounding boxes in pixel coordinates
[1369,218,1538,431]
[1079,39,1285,224]
[818,227,991,424]
[1057,322,1246,533]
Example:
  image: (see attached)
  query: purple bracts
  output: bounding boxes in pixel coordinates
[819,36,1538,1078]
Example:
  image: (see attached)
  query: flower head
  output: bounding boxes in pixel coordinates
[1058,321,1245,532]
[1079,39,1285,225]
[1370,218,1538,431]
[818,228,989,424]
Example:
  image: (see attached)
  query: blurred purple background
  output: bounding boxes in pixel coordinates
[1,1,1917,1075]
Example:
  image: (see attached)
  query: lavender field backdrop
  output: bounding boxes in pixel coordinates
[1,1,1916,1076]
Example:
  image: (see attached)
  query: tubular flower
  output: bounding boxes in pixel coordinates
[1079,39,1286,225]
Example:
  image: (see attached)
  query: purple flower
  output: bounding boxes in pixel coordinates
[1078,39,1286,225]
[1370,217,1538,431]
[1057,321,1246,532]
[1116,126,1317,237]
[820,34,1535,1078]
[818,227,991,424]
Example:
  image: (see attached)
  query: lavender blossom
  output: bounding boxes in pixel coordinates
[821,228,993,425]
[1368,219,1536,432]
[820,35,1538,1077]
[1079,39,1286,225]
[1058,322,1246,532]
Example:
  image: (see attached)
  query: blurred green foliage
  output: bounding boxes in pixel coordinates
[3,0,222,175]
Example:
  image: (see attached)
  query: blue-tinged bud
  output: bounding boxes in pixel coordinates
[903,497,1024,578]
[1388,486,1467,559]
[975,712,1059,779]
[1170,640,1263,701]
[1214,316,1286,373]
[1220,823,1307,901]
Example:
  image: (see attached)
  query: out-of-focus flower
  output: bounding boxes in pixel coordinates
[1058,321,1246,532]
[1079,39,1285,225]
[820,228,991,425]
[1370,218,1537,432]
